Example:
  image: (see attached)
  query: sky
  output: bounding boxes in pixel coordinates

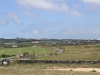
[0,0,100,39]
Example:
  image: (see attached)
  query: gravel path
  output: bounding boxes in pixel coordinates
[56,49,64,54]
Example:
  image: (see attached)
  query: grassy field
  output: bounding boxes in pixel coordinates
[0,46,51,56]
[0,45,100,60]
[0,64,100,75]
[0,45,100,75]
[39,45,100,60]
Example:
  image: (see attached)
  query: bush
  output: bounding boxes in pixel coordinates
[91,70,97,72]
[0,54,16,58]
[1,54,7,58]
[11,54,16,56]
[23,52,29,55]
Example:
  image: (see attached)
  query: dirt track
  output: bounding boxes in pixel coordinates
[45,68,100,72]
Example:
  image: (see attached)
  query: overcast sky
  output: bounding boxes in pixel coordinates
[0,0,100,39]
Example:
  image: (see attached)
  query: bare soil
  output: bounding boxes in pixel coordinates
[45,68,100,72]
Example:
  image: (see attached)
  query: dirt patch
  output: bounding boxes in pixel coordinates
[45,68,100,72]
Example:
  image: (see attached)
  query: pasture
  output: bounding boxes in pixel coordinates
[39,45,100,60]
[0,44,100,60]
[0,46,51,57]
[0,44,100,75]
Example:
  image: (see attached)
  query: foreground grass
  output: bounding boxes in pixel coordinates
[0,64,100,75]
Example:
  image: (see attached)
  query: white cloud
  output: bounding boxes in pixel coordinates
[73,4,78,8]
[21,10,37,16]
[55,28,60,31]
[71,11,82,17]
[90,29,100,34]
[70,30,85,34]
[17,0,82,17]
[17,0,69,12]
[82,0,100,5]
[7,12,23,25]
[0,19,7,25]
[56,28,86,36]
[32,30,39,35]
[82,0,100,11]
[42,19,49,24]
[86,5,100,11]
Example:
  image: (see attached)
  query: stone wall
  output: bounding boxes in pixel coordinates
[18,60,100,64]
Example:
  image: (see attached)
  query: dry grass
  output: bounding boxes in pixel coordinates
[40,45,100,60]
[0,64,100,75]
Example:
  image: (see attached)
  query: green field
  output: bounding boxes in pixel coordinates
[0,46,51,56]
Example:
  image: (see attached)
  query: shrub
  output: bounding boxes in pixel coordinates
[91,70,97,72]
[1,54,7,58]
[0,54,16,58]
[11,54,16,56]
